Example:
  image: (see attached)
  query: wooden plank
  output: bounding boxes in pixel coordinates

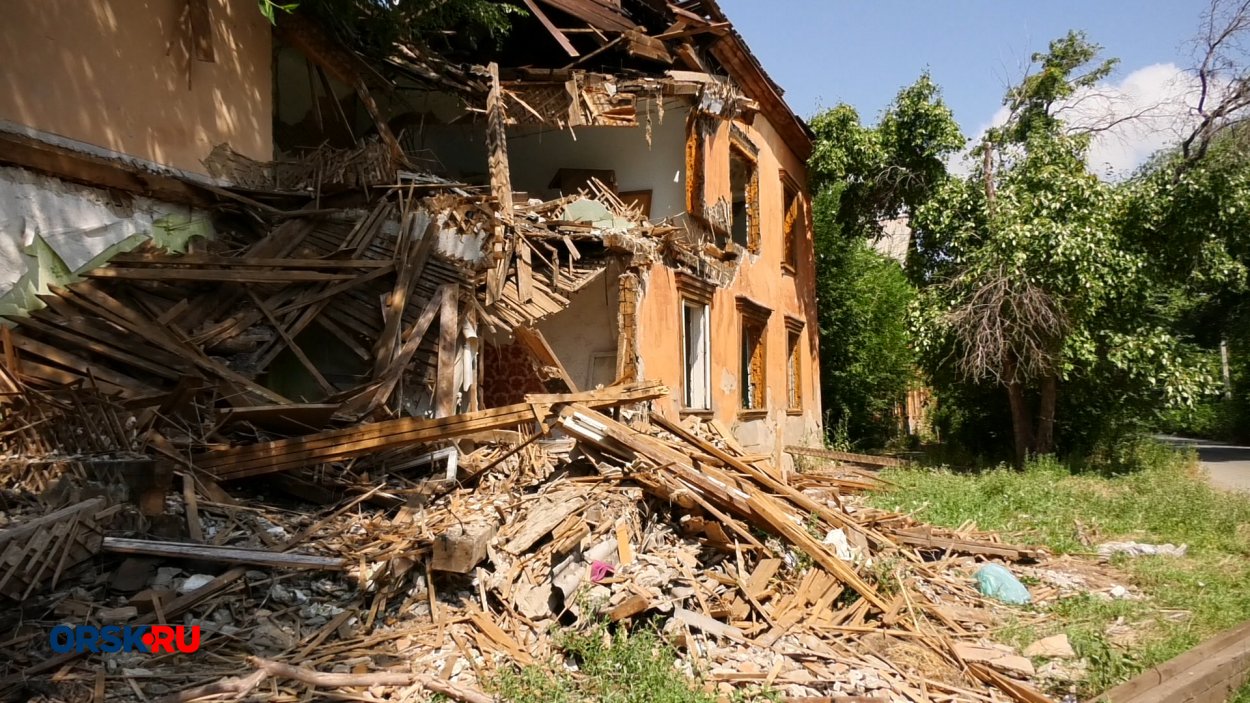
[373,217,437,376]
[608,594,650,622]
[521,0,579,57]
[198,383,667,479]
[83,267,356,283]
[516,238,534,303]
[247,289,336,397]
[354,286,447,415]
[182,475,204,543]
[1097,618,1250,703]
[533,0,638,32]
[8,333,159,395]
[60,283,290,405]
[101,537,344,570]
[11,315,184,381]
[513,324,578,393]
[434,285,460,417]
[485,63,514,221]
[889,527,1041,560]
[502,495,584,554]
[109,254,392,269]
[216,404,340,434]
[785,445,909,468]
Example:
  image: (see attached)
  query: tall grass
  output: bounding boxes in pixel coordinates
[869,442,1250,696]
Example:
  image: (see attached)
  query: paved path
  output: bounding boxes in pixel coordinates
[1158,435,1250,492]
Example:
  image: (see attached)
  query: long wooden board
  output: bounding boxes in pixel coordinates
[102,537,344,570]
[198,383,666,480]
[785,445,909,468]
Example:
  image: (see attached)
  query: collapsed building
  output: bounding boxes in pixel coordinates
[0,0,821,465]
[0,2,1075,702]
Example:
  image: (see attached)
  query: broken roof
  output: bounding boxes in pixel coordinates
[384,0,814,159]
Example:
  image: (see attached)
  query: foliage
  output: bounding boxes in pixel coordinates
[490,619,723,703]
[261,0,523,55]
[812,187,916,448]
[910,34,1216,461]
[808,74,965,243]
[868,444,1250,697]
[258,0,299,24]
[807,76,962,448]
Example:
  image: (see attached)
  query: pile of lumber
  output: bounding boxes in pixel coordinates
[0,377,1077,703]
[0,183,1077,702]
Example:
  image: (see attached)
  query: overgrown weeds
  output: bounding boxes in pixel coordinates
[487,617,774,703]
[869,442,1250,697]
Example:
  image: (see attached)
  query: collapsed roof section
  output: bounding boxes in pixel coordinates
[274,0,811,175]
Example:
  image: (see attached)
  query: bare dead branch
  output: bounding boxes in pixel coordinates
[945,267,1068,385]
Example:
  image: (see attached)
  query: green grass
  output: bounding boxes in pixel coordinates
[868,441,1250,698]
[487,620,731,703]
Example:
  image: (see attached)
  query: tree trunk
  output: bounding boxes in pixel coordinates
[1005,380,1033,467]
[1033,374,1058,455]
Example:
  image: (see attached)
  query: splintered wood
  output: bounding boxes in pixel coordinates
[0,86,1065,703]
[0,380,1071,703]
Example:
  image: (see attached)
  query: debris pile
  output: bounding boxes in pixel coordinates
[0,176,1070,702]
[1,388,1074,703]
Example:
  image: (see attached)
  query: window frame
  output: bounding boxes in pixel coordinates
[780,170,802,274]
[676,273,716,413]
[785,317,804,414]
[728,127,761,254]
[736,297,771,415]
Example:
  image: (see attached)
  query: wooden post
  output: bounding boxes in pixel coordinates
[434,288,460,418]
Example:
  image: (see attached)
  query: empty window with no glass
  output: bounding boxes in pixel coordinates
[682,301,711,410]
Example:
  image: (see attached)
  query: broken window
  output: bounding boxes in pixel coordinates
[785,319,804,412]
[737,298,770,411]
[682,301,711,410]
[729,139,760,252]
[782,172,802,272]
[677,273,715,411]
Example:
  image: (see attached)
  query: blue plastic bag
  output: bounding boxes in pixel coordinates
[976,563,1032,605]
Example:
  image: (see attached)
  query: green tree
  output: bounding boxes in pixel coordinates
[260,0,522,55]
[911,32,1213,464]
[813,187,916,446]
[807,76,963,446]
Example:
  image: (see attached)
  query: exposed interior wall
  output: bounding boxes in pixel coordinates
[0,167,211,316]
[380,96,689,215]
[635,112,822,462]
[0,0,272,175]
[536,267,619,390]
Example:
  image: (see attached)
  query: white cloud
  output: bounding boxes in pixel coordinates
[956,63,1202,179]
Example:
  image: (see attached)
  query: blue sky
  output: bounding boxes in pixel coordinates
[718,1,1210,171]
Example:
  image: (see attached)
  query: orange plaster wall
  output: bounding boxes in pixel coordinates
[0,0,273,176]
[636,114,822,463]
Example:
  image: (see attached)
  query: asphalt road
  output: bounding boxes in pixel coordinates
[1158,435,1250,492]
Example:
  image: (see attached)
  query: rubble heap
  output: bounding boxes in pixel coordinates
[0,170,1071,703]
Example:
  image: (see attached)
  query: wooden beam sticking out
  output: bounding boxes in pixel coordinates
[485,62,514,222]
[102,537,344,571]
[521,0,579,57]
[188,0,216,62]
[196,382,667,480]
[513,325,578,393]
[82,268,357,283]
